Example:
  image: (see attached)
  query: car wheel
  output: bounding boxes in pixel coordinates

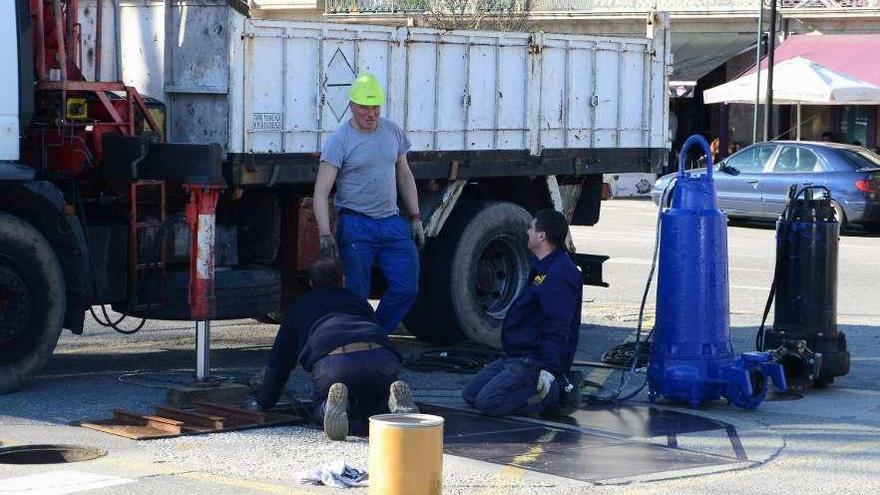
[0,213,66,394]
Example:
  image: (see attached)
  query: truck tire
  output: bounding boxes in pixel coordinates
[0,214,66,394]
[407,201,532,349]
[125,267,281,320]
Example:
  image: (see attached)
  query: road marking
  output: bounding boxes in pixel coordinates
[180,471,307,494]
[0,470,135,495]
[605,257,652,265]
[476,430,560,494]
[730,267,773,274]
[99,457,313,494]
[730,285,770,291]
[604,258,772,275]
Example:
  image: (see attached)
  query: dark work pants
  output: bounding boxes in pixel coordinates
[310,347,401,436]
[463,357,559,416]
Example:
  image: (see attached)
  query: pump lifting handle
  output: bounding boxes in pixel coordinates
[677,134,713,180]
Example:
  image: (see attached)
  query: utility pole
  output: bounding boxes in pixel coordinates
[763,0,777,141]
[752,0,763,144]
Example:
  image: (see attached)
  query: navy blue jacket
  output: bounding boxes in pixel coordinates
[501,248,582,376]
[257,287,399,408]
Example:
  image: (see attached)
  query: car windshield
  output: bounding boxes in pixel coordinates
[837,148,880,170]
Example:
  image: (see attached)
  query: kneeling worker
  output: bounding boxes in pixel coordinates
[251,257,418,440]
[463,209,583,416]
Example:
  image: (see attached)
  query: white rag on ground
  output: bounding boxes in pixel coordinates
[295,459,368,488]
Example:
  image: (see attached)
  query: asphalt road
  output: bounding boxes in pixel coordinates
[0,198,878,494]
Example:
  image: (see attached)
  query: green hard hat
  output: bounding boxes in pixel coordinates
[349,73,385,106]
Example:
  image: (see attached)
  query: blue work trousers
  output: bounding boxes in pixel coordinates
[463,357,560,416]
[336,213,419,333]
[311,347,401,436]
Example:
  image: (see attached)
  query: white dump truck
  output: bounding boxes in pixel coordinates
[0,0,670,392]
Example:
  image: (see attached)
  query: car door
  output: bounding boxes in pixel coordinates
[761,145,826,218]
[715,144,778,217]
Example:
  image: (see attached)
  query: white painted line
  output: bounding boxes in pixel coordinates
[730,267,773,274]
[0,470,135,495]
[605,257,652,265]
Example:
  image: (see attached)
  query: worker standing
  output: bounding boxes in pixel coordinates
[313,73,423,334]
[463,209,584,417]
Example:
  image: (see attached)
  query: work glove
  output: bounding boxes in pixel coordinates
[319,234,339,259]
[527,369,556,404]
[410,219,426,251]
[536,369,555,401]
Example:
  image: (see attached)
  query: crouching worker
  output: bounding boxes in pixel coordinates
[463,209,583,417]
[250,257,418,440]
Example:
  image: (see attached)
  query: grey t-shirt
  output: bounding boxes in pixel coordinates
[320,117,411,219]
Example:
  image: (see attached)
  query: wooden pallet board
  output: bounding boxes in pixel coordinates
[78,402,301,440]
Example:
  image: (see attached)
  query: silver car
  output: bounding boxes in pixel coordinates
[651,141,880,230]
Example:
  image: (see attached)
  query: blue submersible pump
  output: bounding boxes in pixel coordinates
[647,135,786,409]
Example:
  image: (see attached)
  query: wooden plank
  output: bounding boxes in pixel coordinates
[113,410,183,434]
[77,403,301,440]
[79,421,178,440]
[155,406,227,430]
[192,402,267,424]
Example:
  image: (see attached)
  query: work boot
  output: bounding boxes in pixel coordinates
[544,370,583,417]
[324,383,349,441]
[388,380,419,414]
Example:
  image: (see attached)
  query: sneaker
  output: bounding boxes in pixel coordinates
[324,383,349,441]
[388,380,419,414]
[544,370,583,417]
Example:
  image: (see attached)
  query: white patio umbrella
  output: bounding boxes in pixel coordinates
[703,56,880,139]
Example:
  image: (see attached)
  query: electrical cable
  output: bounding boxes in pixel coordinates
[73,175,183,335]
[403,341,504,374]
[581,177,675,405]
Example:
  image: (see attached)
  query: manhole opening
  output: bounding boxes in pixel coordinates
[0,444,106,464]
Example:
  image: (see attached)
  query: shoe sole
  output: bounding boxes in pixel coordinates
[324,383,349,441]
[388,381,419,414]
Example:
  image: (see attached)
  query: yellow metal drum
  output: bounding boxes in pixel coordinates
[368,413,444,495]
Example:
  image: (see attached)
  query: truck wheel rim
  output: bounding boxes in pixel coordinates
[0,265,31,346]
[475,237,521,318]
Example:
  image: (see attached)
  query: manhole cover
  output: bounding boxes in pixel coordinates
[0,445,106,464]
[765,390,803,401]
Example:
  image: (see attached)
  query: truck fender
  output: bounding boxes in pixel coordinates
[427,176,576,239]
[424,179,467,238]
[546,175,580,253]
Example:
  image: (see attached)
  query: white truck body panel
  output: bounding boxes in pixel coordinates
[1,2,20,162]
[234,20,667,155]
[91,3,669,157]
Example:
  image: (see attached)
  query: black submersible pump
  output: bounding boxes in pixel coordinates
[757,186,850,390]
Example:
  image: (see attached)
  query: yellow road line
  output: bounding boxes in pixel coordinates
[476,429,561,495]
[99,457,313,494]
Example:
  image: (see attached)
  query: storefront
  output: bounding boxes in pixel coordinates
[713,34,880,153]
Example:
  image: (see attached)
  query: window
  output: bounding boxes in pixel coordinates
[725,145,773,173]
[838,148,880,171]
[839,106,869,146]
[772,146,820,173]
